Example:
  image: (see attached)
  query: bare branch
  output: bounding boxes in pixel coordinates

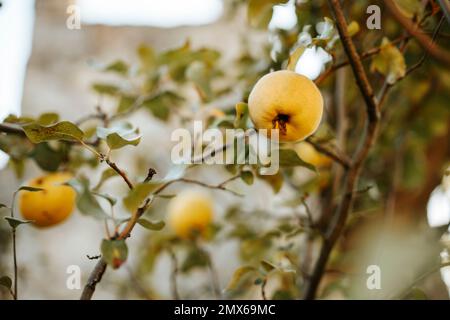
[306,138,351,169]
[167,247,180,300]
[103,157,134,190]
[384,0,450,65]
[315,35,410,85]
[303,0,381,299]
[80,258,107,300]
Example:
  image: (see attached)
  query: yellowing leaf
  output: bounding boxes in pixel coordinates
[247,0,289,29]
[347,21,360,37]
[234,102,249,129]
[0,276,12,290]
[137,219,165,231]
[278,149,316,172]
[96,122,141,150]
[226,266,257,291]
[22,121,84,143]
[287,46,306,71]
[370,38,406,84]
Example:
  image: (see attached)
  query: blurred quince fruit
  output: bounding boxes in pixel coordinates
[295,142,332,168]
[248,70,323,142]
[19,172,76,227]
[168,190,213,239]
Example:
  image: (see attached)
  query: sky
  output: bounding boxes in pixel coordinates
[0,0,35,168]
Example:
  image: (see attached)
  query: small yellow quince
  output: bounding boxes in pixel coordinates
[248,70,323,142]
[19,172,76,227]
[167,190,213,239]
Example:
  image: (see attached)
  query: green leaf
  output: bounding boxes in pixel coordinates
[287,46,306,71]
[101,239,128,269]
[138,45,156,72]
[137,219,165,231]
[37,113,59,126]
[157,41,220,82]
[105,60,129,75]
[142,91,184,121]
[93,168,118,191]
[240,170,254,185]
[226,266,257,291]
[186,61,214,102]
[92,192,117,207]
[393,0,423,18]
[123,183,161,213]
[247,0,288,29]
[370,37,406,84]
[181,248,209,273]
[116,95,137,113]
[4,217,32,229]
[407,287,428,300]
[17,186,44,193]
[66,178,110,220]
[92,83,120,96]
[31,143,64,172]
[22,121,84,143]
[0,276,12,290]
[0,135,34,160]
[257,171,284,193]
[123,164,186,212]
[234,102,249,129]
[96,122,141,150]
[277,149,316,172]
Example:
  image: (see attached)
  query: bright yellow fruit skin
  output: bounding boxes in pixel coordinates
[19,172,76,227]
[295,142,332,168]
[168,190,213,239]
[248,70,323,142]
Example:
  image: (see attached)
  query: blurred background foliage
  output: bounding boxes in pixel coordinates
[0,0,449,299]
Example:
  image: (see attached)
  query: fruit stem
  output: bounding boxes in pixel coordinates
[272,114,289,136]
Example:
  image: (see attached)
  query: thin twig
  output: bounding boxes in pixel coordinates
[391,262,450,299]
[80,258,107,300]
[103,158,134,190]
[261,278,268,300]
[167,247,180,300]
[438,0,450,24]
[403,16,445,78]
[11,228,17,300]
[126,266,153,300]
[384,0,450,65]
[201,246,222,299]
[306,138,351,169]
[315,35,410,85]
[10,193,19,300]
